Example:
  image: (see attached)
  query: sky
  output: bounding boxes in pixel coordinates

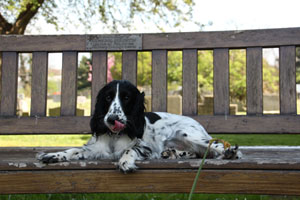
[193,0,300,32]
[29,0,300,34]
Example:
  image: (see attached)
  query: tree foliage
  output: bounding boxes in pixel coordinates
[0,0,46,34]
[77,56,92,92]
[0,0,198,101]
[296,47,300,84]
[230,50,247,102]
[0,0,198,34]
[198,51,214,93]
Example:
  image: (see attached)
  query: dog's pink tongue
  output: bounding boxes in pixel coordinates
[112,120,125,131]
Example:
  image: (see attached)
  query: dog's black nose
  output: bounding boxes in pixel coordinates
[107,114,119,125]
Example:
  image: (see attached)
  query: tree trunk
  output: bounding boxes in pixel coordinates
[0,0,44,105]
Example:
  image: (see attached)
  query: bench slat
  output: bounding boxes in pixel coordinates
[246,47,263,115]
[1,147,300,171]
[182,49,198,115]
[0,116,90,134]
[0,52,18,116]
[1,169,300,195]
[1,115,300,134]
[152,50,167,112]
[61,52,78,116]
[31,52,48,116]
[122,51,137,85]
[279,46,297,115]
[213,49,229,115]
[91,51,107,114]
[2,28,300,51]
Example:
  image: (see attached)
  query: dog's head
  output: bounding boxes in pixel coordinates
[90,80,145,139]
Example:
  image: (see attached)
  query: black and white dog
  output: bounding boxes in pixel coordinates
[38,80,241,173]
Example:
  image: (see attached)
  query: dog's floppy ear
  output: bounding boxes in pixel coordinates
[136,91,145,115]
[128,91,145,139]
[90,90,109,135]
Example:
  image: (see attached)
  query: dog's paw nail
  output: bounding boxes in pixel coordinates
[161,151,171,159]
[118,160,137,174]
[37,153,59,164]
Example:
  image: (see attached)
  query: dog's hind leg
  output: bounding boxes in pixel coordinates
[161,147,197,159]
[173,128,242,159]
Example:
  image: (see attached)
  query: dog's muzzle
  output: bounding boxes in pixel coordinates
[106,115,126,132]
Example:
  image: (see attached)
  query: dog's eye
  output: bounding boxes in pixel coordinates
[124,95,130,101]
[105,95,112,102]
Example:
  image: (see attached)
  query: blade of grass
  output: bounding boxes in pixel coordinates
[188,145,210,200]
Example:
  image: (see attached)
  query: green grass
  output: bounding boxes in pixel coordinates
[1,134,300,147]
[211,134,300,146]
[0,135,90,147]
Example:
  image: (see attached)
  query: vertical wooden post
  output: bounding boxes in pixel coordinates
[61,51,78,116]
[31,52,48,116]
[91,51,107,115]
[122,51,137,85]
[0,52,18,116]
[152,50,167,112]
[182,49,198,115]
[279,46,296,115]
[246,48,263,115]
[213,48,229,115]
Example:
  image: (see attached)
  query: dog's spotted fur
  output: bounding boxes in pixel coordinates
[38,80,242,173]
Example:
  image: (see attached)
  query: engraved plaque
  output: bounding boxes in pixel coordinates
[86,34,142,50]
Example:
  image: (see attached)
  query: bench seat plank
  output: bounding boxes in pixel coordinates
[0,170,299,195]
[1,146,300,195]
[1,115,300,134]
[1,147,300,171]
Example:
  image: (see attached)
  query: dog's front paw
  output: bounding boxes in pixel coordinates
[222,145,242,159]
[161,147,177,159]
[36,152,67,164]
[118,154,137,174]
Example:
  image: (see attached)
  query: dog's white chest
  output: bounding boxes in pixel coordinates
[87,134,134,159]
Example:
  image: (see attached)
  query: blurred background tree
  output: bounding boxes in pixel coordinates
[0,0,198,103]
[296,48,300,84]
[0,0,283,111]
[0,0,197,35]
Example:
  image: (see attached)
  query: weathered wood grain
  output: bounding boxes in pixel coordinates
[152,50,167,112]
[279,46,296,115]
[246,48,263,115]
[122,51,137,85]
[143,28,300,50]
[61,52,78,116]
[182,49,198,115]
[1,147,300,171]
[0,35,86,51]
[0,169,300,195]
[192,115,300,134]
[213,49,229,115]
[91,51,107,114]
[0,52,18,116]
[0,116,90,134]
[1,115,300,134]
[31,52,48,116]
[2,28,300,51]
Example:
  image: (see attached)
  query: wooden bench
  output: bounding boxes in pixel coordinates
[1,28,300,195]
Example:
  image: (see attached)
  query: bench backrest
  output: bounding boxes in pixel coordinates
[1,28,300,136]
